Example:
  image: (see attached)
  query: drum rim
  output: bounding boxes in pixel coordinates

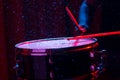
[15,37,97,50]
[15,37,98,56]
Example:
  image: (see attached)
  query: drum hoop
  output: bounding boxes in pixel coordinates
[15,37,97,49]
[15,37,98,56]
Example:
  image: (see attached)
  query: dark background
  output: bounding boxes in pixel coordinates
[0,0,119,80]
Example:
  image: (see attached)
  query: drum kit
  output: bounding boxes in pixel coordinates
[15,30,120,80]
[14,6,120,80]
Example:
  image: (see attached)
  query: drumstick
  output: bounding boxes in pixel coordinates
[68,31,120,40]
[65,6,86,33]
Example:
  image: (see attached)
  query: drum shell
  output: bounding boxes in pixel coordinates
[15,49,49,80]
[15,42,98,80]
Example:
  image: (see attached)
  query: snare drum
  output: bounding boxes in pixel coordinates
[15,37,99,80]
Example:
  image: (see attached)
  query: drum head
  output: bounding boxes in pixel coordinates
[15,37,97,50]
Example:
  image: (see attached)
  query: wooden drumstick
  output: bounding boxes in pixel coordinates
[65,6,86,33]
[68,31,120,40]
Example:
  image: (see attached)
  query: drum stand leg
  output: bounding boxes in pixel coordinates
[90,50,107,80]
